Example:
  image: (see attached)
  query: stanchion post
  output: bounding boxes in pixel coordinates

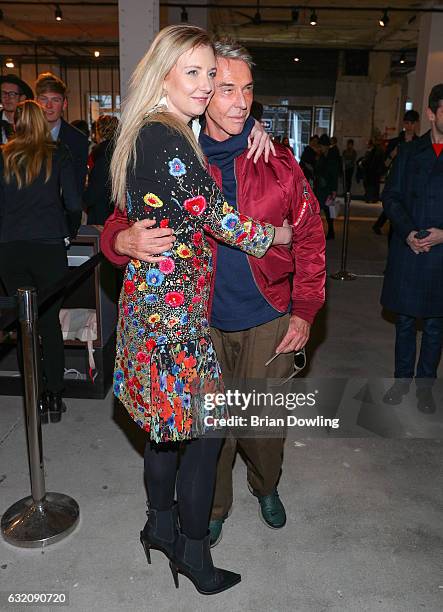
[330,191,356,281]
[18,288,46,503]
[1,288,80,548]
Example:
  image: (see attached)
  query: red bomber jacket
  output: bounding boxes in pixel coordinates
[100,144,326,325]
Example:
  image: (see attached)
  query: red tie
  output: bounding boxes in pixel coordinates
[432,143,443,157]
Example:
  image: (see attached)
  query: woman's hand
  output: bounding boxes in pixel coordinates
[247,119,276,163]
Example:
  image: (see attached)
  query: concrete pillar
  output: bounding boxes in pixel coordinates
[118,0,159,100]
[414,12,443,134]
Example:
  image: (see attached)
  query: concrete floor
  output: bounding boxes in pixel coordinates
[1,204,442,612]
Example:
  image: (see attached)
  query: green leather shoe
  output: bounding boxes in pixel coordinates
[255,489,286,529]
[209,519,224,547]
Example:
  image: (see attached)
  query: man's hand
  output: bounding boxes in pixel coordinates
[275,315,311,354]
[114,218,175,263]
[247,119,276,163]
[406,231,430,254]
[416,227,443,250]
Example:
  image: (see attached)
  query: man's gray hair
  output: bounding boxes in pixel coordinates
[213,37,254,69]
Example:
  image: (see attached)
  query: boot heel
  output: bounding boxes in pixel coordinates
[140,532,151,564]
[169,562,179,588]
[49,410,62,423]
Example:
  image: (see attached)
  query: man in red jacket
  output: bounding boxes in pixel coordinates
[101,39,325,546]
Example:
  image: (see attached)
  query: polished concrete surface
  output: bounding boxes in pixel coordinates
[1,204,442,611]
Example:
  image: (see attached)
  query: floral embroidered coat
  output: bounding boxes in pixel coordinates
[114,122,274,442]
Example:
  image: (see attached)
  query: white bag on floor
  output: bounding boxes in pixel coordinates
[59,308,97,372]
[325,195,342,219]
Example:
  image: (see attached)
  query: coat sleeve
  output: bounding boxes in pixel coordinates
[99,205,131,267]
[59,145,82,239]
[135,124,275,259]
[382,144,415,241]
[287,160,326,325]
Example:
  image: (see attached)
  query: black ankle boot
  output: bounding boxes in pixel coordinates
[47,391,66,423]
[169,532,241,595]
[39,391,50,425]
[140,504,178,564]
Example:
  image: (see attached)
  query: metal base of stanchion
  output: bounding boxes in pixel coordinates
[1,493,79,548]
[330,270,357,281]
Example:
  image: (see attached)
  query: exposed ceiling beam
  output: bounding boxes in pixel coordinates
[0,1,442,13]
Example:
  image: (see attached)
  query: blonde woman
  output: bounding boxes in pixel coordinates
[110,25,291,595]
[0,100,81,423]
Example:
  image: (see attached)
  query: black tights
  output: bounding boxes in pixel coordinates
[144,437,222,540]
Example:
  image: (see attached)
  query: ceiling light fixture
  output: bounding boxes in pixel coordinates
[55,4,62,21]
[5,59,15,68]
[310,10,317,26]
[180,6,188,22]
[294,56,300,62]
[291,7,299,24]
[399,53,405,64]
[379,9,389,27]
[94,50,100,58]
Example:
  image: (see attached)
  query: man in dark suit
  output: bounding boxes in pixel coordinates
[381,84,443,413]
[0,74,33,143]
[35,72,88,195]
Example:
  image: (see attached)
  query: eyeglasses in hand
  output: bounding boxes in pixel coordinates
[265,347,307,385]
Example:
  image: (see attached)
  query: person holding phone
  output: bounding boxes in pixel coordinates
[381,84,443,412]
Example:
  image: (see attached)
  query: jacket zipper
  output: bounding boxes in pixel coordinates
[234,156,285,314]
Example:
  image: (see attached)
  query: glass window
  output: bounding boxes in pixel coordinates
[313,107,332,137]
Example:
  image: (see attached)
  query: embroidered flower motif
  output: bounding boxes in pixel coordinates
[221,213,239,231]
[176,244,193,259]
[143,193,164,208]
[145,293,158,304]
[146,269,165,286]
[136,351,150,363]
[137,281,148,291]
[223,202,234,214]
[192,231,203,246]
[124,280,136,295]
[183,195,207,217]
[158,258,175,275]
[197,275,206,290]
[167,317,180,328]
[243,221,252,234]
[165,291,185,308]
[168,157,186,177]
[160,218,170,228]
[148,313,160,325]
[145,338,157,351]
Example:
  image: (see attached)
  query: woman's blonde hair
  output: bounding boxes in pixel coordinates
[111,25,214,209]
[1,100,55,189]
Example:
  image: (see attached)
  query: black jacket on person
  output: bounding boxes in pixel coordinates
[381,132,443,317]
[0,143,82,242]
[58,118,88,195]
[84,139,114,225]
[300,145,317,183]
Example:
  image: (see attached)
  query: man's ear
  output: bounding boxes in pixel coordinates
[426,107,435,124]
[63,97,68,112]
